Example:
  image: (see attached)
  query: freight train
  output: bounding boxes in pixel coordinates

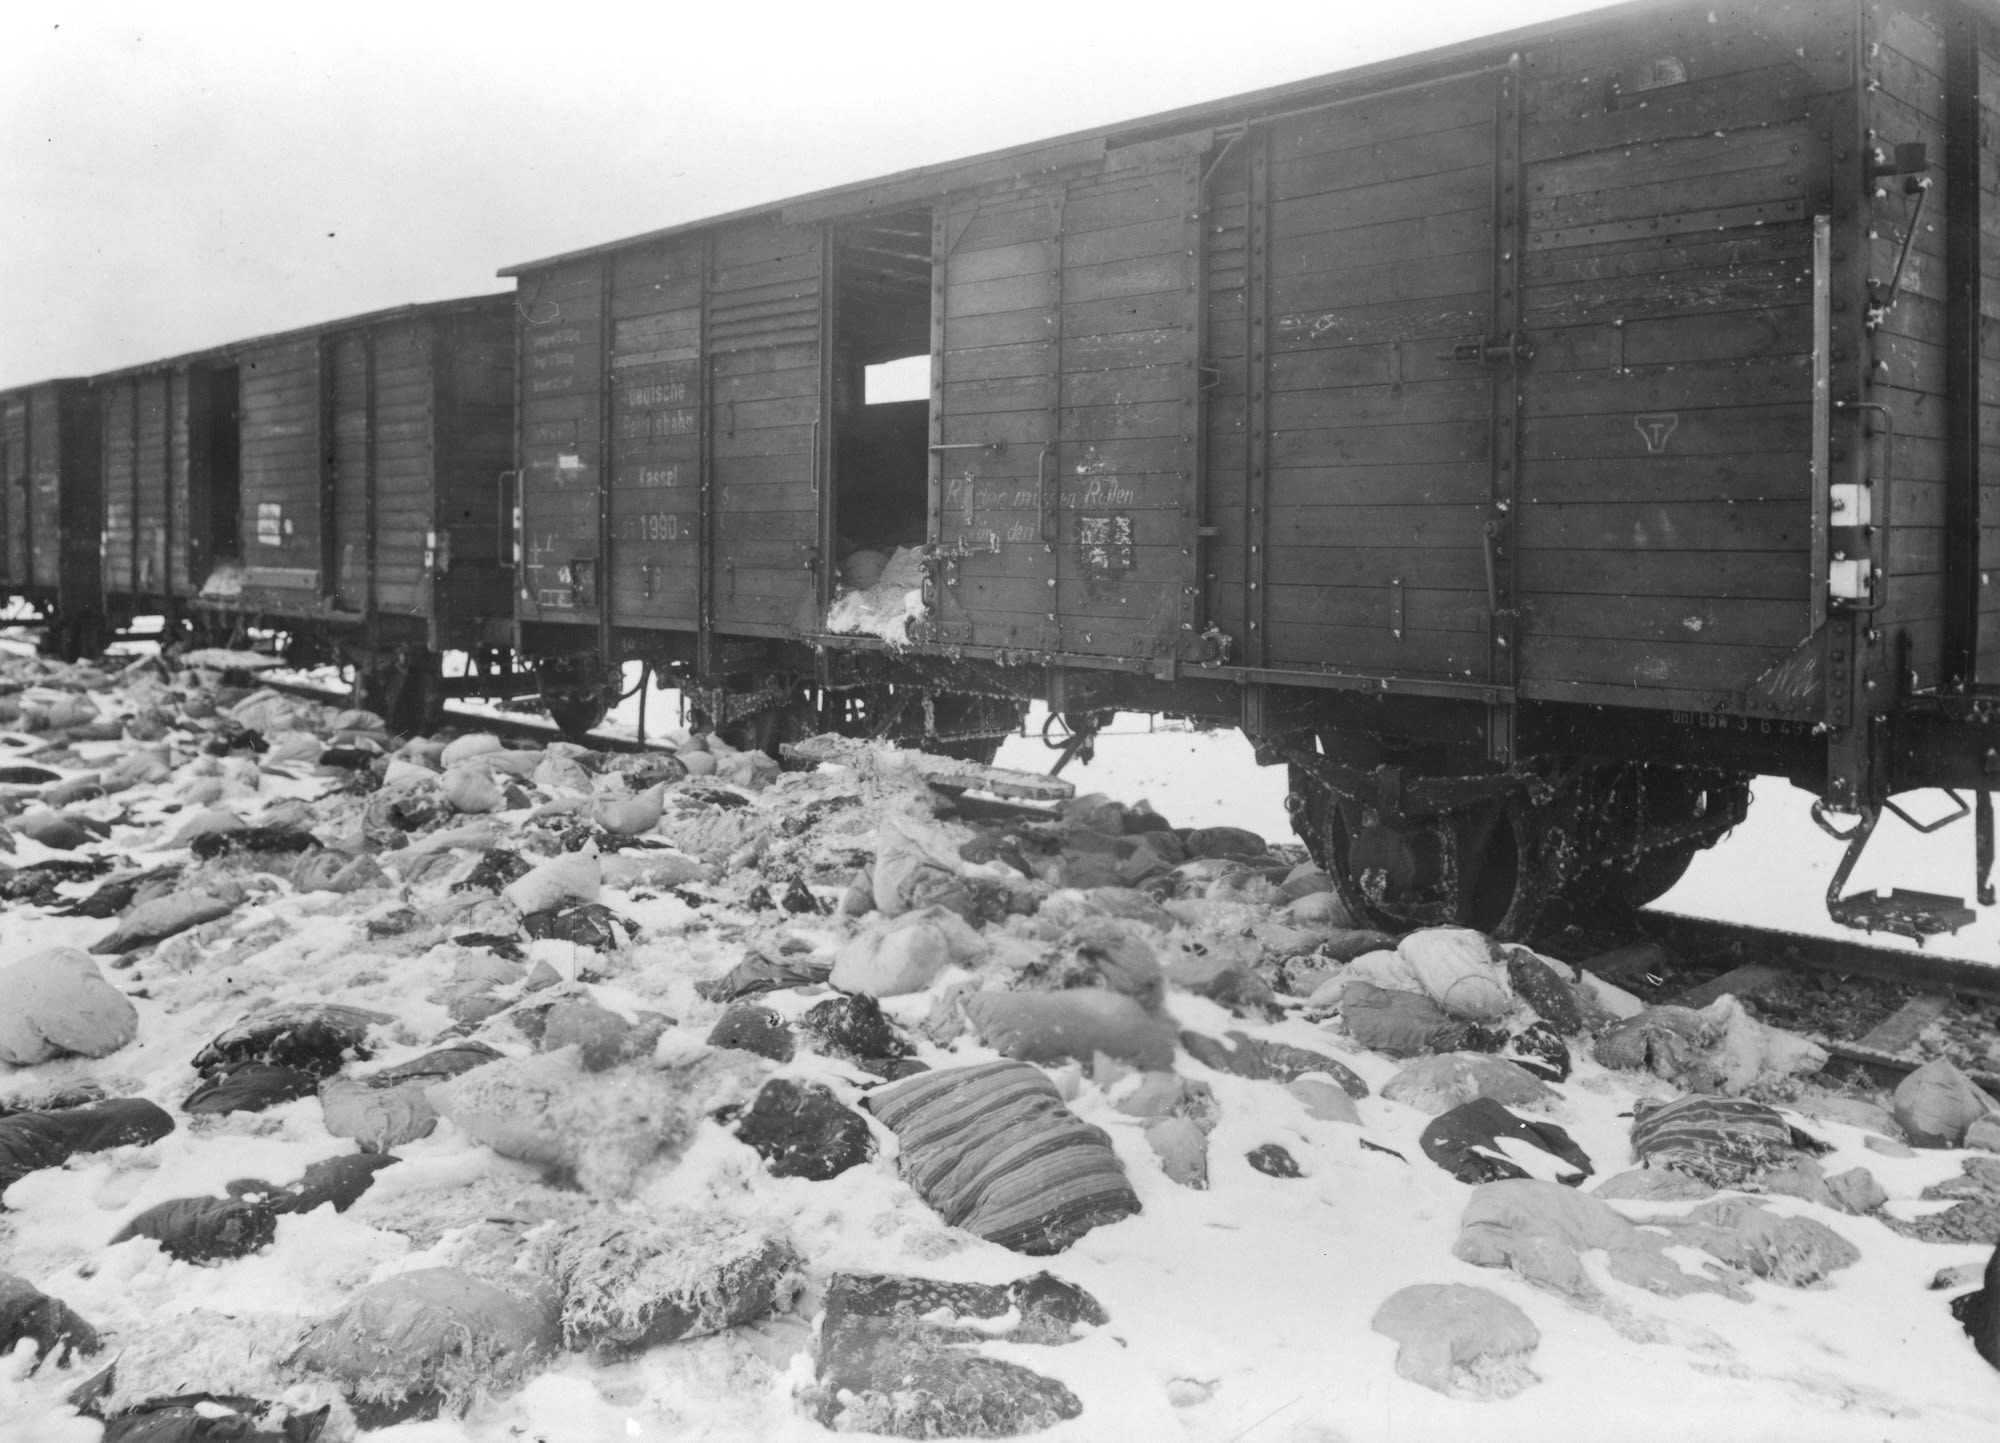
[4,0,1998,944]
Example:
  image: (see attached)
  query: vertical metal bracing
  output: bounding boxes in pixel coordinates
[597,259,616,665]
[1242,125,1271,674]
[364,329,379,654]
[697,231,716,679]
[927,202,947,565]
[317,336,336,600]
[1811,217,1833,641]
[159,371,172,600]
[1179,148,1206,658]
[1822,27,1871,810]
[128,380,141,597]
[1043,186,1068,654]
[817,223,838,616]
[1486,64,1525,765]
[1943,7,1982,691]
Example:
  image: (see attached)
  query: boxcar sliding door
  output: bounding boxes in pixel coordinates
[1231,69,1515,692]
[707,217,826,637]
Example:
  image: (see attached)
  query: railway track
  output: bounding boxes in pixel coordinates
[256,673,662,754]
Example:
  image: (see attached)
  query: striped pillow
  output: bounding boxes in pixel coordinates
[866,1061,1140,1255]
[1630,1094,1820,1187]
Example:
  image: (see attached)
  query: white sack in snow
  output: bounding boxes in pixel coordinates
[872,811,973,917]
[328,707,388,734]
[534,752,592,793]
[262,732,323,766]
[427,1050,748,1195]
[825,545,926,646]
[440,765,505,815]
[163,808,244,848]
[320,1078,439,1150]
[382,758,438,788]
[1398,928,1513,1020]
[830,906,985,997]
[503,851,601,914]
[92,890,240,954]
[440,733,504,768]
[477,748,544,779]
[1371,1283,1540,1399]
[1322,948,1422,1002]
[591,783,667,836]
[599,849,705,889]
[102,748,171,792]
[0,946,138,1065]
[677,751,717,778]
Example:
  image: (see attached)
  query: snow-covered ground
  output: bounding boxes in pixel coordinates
[2,658,1996,1443]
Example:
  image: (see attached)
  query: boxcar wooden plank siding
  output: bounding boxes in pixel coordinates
[1510,13,1823,710]
[30,389,64,589]
[518,262,606,620]
[238,339,322,592]
[131,376,169,596]
[100,392,135,599]
[1982,27,2000,663]
[709,217,821,634]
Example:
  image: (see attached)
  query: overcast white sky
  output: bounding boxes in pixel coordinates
[1,0,1614,390]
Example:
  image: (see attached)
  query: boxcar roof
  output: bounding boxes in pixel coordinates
[0,377,89,399]
[86,291,517,384]
[497,0,1661,277]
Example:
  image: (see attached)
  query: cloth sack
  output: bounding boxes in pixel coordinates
[864,1061,1139,1254]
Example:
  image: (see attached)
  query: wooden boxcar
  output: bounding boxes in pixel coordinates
[0,379,101,656]
[90,350,241,652]
[503,0,2000,939]
[196,294,518,724]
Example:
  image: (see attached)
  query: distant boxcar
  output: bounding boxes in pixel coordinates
[0,379,101,656]
[192,294,517,725]
[91,351,241,654]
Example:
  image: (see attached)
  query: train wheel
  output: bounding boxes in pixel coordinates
[363,666,444,736]
[545,693,610,742]
[718,701,816,759]
[1556,841,1700,926]
[1287,764,1546,939]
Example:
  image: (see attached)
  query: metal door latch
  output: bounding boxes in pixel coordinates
[1447,333,1533,366]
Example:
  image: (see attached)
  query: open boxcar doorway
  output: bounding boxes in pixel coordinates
[187,362,241,594]
[828,209,934,602]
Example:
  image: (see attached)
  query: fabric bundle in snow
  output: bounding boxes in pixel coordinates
[1892,1059,1999,1148]
[0,946,138,1064]
[428,1050,745,1196]
[0,1097,175,1195]
[0,1270,100,1367]
[90,890,240,954]
[532,1212,802,1355]
[809,1271,1103,1437]
[286,1267,559,1424]
[1398,928,1512,1020]
[439,765,505,814]
[192,1003,392,1078]
[111,1195,278,1263]
[865,1060,1139,1254]
[502,850,600,914]
[1371,1284,1540,1399]
[1630,1094,1827,1189]
[829,905,984,998]
[825,545,925,646]
[1420,1097,1592,1187]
